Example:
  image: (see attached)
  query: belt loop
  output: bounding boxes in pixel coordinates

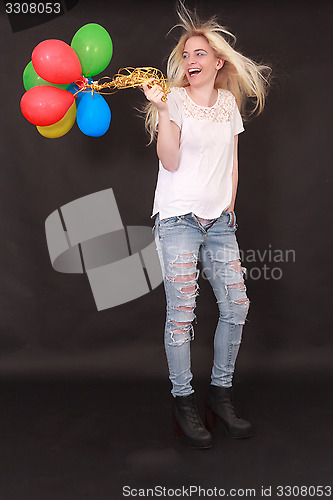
[227,210,236,228]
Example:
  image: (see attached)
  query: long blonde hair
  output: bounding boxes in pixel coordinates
[144,1,272,142]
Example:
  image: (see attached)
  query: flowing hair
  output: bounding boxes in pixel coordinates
[144,1,271,143]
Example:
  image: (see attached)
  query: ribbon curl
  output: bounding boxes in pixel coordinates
[75,67,171,102]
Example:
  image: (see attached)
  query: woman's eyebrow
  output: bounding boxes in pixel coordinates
[182,48,208,54]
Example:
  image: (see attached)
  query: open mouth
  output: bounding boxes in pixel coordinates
[188,68,202,77]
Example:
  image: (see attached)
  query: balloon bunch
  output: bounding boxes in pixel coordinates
[20,23,114,138]
[20,23,171,139]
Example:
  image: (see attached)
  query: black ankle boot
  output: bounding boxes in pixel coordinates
[172,393,213,449]
[205,385,253,438]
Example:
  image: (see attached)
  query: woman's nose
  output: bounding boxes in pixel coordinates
[188,54,197,65]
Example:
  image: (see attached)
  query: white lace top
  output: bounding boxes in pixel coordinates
[152,87,244,221]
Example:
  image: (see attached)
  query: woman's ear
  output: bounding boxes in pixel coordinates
[216,58,225,71]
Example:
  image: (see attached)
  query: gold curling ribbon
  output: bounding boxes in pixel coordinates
[75,67,170,102]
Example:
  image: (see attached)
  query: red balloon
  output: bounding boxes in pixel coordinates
[20,86,74,126]
[32,39,82,84]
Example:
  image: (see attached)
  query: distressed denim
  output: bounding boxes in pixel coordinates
[153,211,249,397]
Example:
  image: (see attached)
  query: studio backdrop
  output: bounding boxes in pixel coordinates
[0,0,332,382]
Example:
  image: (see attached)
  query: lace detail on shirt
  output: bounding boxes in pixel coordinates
[177,87,235,122]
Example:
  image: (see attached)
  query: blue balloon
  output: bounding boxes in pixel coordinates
[76,92,111,137]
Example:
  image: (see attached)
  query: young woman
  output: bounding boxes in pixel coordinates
[142,3,270,449]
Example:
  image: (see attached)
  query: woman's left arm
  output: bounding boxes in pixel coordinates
[226,135,239,212]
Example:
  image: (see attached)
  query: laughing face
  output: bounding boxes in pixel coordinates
[182,35,224,88]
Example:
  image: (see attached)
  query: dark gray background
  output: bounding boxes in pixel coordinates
[0,0,332,380]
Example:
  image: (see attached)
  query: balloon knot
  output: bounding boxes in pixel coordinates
[76,76,89,89]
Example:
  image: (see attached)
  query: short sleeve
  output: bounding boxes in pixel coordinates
[155,87,183,131]
[231,101,244,135]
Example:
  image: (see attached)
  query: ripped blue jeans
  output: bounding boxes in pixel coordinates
[153,211,249,397]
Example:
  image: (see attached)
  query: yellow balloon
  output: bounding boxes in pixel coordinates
[37,102,77,138]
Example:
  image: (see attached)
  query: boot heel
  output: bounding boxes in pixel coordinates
[205,406,217,431]
[172,416,183,439]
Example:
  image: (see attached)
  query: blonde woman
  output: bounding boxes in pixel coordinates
[142,3,271,449]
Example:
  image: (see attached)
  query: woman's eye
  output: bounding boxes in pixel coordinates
[182,52,206,58]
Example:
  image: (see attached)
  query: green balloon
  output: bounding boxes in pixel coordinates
[71,23,113,77]
[23,61,69,91]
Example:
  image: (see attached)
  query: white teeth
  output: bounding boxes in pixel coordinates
[189,69,201,75]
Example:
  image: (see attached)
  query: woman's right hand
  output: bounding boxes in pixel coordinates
[142,80,168,112]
